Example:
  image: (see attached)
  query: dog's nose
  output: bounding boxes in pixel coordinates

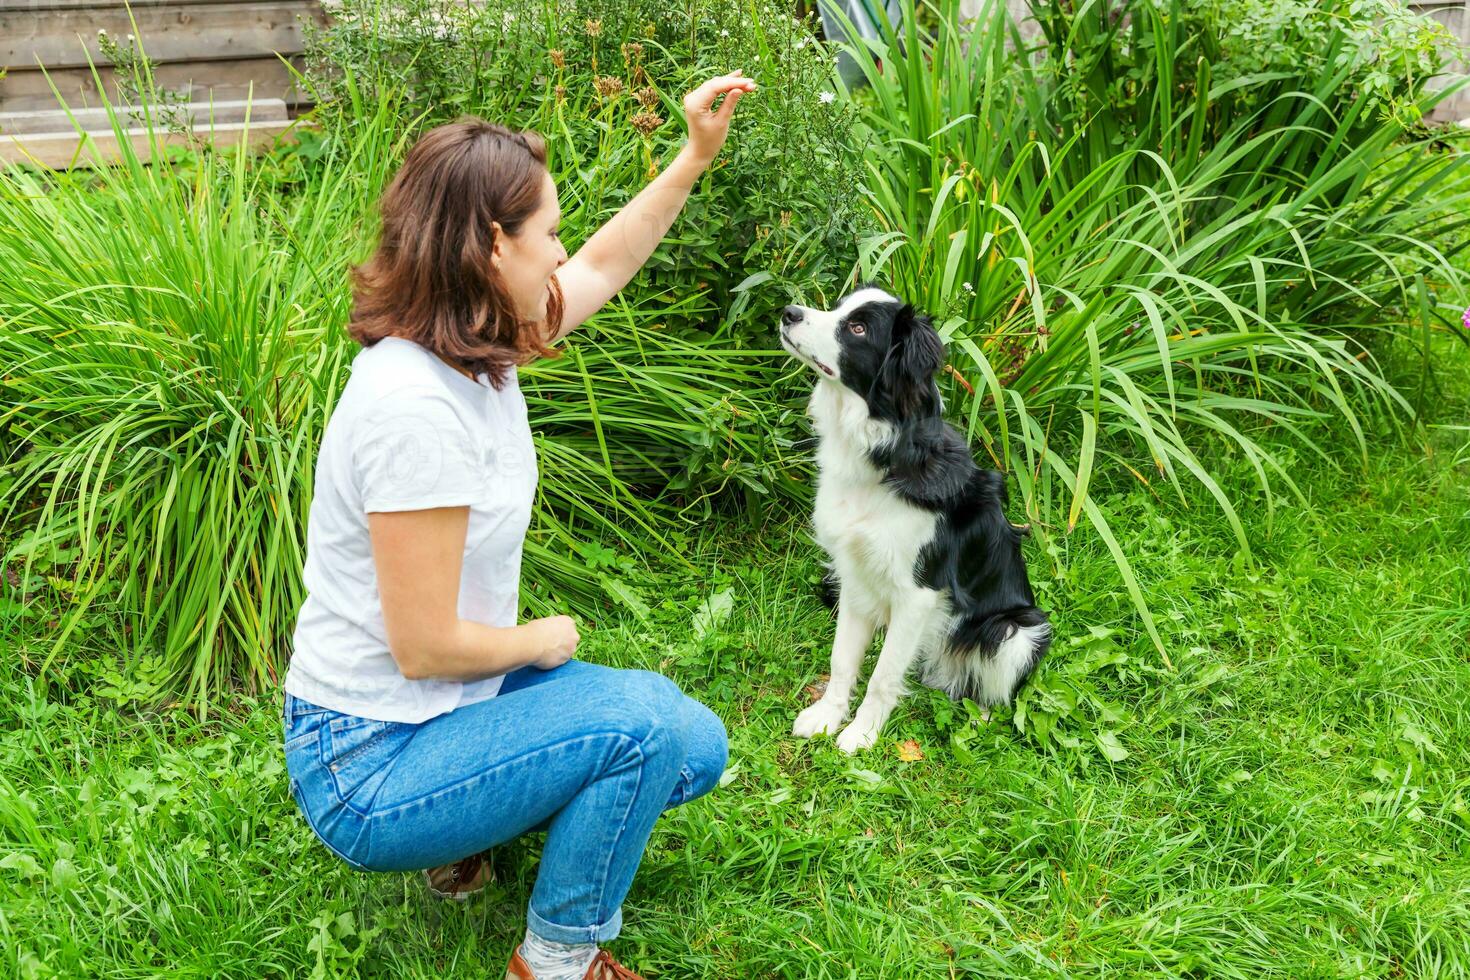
[781,305,803,326]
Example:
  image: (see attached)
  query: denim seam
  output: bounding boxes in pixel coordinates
[588,736,644,936]
[290,776,371,872]
[670,763,699,808]
[285,696,332,722]
[284,730,319,755]
[328,714,395,736]
[359,731,642,819]
[293,709,333,720]
[321,727,414,819]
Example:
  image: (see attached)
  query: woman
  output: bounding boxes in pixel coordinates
[282,71,757,980]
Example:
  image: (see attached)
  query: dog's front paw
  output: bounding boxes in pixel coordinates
[834,705,887,758]
[793,699,847,739]
[835,717,883,755]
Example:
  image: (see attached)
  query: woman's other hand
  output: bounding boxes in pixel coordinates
[532,615,580,670]
[683,71,758,168]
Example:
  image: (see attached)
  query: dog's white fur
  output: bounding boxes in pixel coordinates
[785,289,1049,753]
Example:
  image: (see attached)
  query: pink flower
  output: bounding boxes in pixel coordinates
[1463,305,1470,332]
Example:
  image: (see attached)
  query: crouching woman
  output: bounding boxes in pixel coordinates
[281,72,756,980]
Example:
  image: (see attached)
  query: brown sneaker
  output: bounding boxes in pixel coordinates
[423,850,494,901]
[504,946,646,980]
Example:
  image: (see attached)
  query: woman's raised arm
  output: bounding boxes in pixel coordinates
[548,71,757,342]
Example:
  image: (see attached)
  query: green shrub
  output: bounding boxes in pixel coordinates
[1185,0,1464,127]
[0,97,397,706]
[300,0,870,331]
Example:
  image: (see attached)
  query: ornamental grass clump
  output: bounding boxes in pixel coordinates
[829,0,1470,648]
[1,0,857,712]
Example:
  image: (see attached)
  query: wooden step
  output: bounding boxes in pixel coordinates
[0,97,295,168]
[1,1,323,69]
[0,0,323,114]
[0,55,305,114]
[0,0,261,9]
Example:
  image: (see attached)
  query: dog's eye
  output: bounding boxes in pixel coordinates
[847,321,866,335]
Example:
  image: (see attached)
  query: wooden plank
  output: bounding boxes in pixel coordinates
[1409,0,1470,122]
[0,54,307,113]
[0,0,198,9]
[1,115,297,168]
[0,97,287,132]
[1415,3,1467,38]
[2,1,326,70]
[1427,74,1470,123]
[0,0,259,10]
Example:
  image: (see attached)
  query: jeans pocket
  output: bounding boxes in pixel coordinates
[322,715,413,810]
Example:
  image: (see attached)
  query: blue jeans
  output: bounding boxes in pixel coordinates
[282,659,728,944]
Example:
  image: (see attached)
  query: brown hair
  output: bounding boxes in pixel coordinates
[348,118,563,389]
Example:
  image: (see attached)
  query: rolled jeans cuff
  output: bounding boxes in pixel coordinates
[528,904,623,945]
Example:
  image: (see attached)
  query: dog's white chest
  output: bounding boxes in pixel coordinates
[811,457,936,597]
[805,381,939,598]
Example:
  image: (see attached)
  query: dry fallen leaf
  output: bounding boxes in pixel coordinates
[805,675,829,702]
[897,739,924,762]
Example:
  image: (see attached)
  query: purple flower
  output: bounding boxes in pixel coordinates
[1463,305,1470,332]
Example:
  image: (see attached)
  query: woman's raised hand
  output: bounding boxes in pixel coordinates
[683,71,758,167]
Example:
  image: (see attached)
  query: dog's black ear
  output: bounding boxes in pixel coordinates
[875,305,943,417]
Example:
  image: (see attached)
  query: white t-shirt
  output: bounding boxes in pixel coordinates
[283,335,538,723]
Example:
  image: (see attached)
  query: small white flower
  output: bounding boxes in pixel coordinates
[720,29,730,37]
[819,91,836,104]
[962,281,974,293]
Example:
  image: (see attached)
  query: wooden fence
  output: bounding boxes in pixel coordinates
[0,0,324,166]
[1413,0,1470,122]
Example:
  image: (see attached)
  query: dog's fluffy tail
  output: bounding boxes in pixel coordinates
[815,568,840,610]
[921,608,1051,706]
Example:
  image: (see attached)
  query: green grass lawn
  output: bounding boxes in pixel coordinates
[3,344,1468,979]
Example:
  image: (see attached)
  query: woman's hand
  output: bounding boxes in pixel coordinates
[531,614,580,670]
[682,71,757,168]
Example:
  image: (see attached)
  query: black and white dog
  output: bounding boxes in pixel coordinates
[779,286,1052,753]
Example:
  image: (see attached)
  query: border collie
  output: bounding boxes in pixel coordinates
[779,286,1052,754]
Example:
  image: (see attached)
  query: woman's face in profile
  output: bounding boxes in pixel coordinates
[495,171,568,325]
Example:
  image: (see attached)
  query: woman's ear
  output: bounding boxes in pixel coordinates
[489,220,504,269]
[876,305,943,417]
